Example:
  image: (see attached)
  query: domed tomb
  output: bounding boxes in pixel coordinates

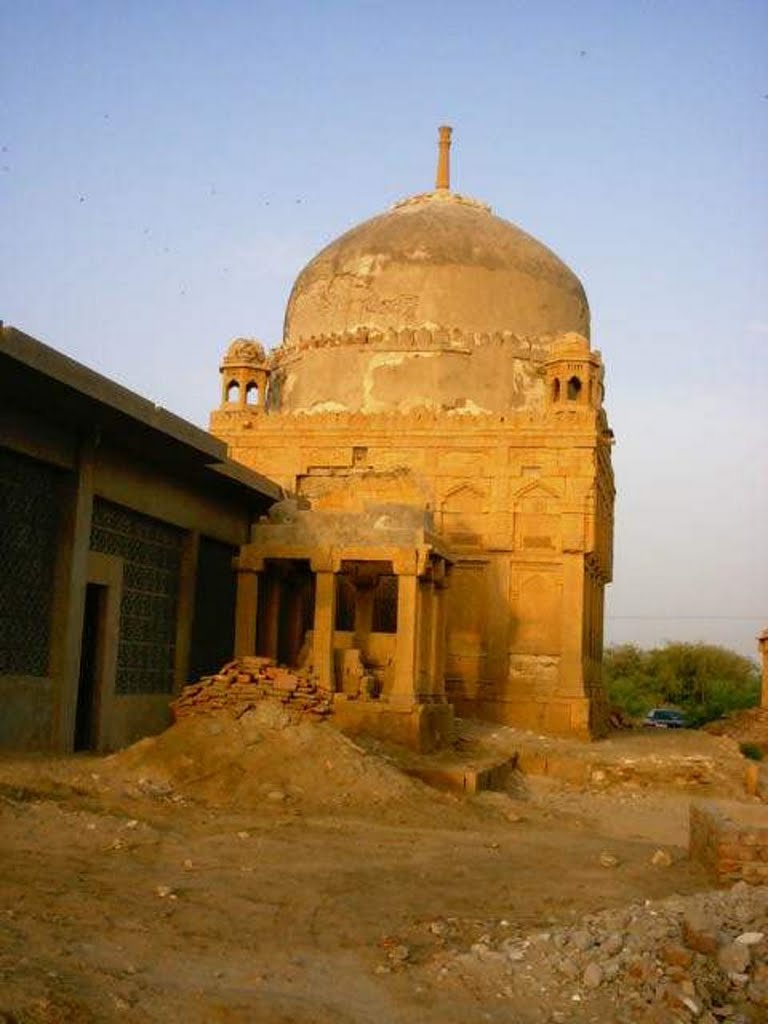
[269,128,590,415]
[211,127,615,743]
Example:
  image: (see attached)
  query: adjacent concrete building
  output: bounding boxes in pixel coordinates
[0,325,280,752]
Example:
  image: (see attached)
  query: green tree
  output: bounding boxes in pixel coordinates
[603,641,760,726]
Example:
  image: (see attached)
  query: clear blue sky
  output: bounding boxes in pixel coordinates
[2,1,766,657]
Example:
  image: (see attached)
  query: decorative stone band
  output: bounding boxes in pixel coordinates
[270,327,556,363]
[391,190,492,214]
[210,405,605,429]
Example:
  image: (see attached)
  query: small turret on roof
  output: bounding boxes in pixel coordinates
[219,338,270,411]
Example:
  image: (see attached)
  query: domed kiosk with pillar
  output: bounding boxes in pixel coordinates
[219,338,269,411]
[211,128,615,747]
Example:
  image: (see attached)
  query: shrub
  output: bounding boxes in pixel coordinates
[603,641,760,726]
[739,743,764,762]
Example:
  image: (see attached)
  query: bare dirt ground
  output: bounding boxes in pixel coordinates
[1,708,765,1024]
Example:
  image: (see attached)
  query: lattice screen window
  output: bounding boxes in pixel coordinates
[0,448,63,675]
[90,499,183,694]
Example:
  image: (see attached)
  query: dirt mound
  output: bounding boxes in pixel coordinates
[703,706,768,754]
[102,701,457,820]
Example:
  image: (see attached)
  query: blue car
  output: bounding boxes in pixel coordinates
[644,708,687,729]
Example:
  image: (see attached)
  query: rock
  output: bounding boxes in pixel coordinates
[661,943,693,968]
[601,932,624,956]
[660,980,696,1012]
[599,851,620,868]
[582,962,603,989]
[266,789,286,802]
[681,994,703,1016]
[650,848,673,867]
[717,941,751,975]
[603,958,621,981]
[683,909,720,955]
[626,954,656,984]
[734,931,764,946]
[747,973,768,1006]
[569,929,594,951]
[387,944,410,965]
[557,957,580,979]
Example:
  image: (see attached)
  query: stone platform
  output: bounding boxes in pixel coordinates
[403,755,518,794]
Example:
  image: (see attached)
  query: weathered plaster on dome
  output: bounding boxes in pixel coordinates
[283,192,589,350]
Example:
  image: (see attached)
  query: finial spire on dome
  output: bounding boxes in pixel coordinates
[435,125,452,190]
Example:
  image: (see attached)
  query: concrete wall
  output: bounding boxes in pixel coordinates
[0,677,54,749]
[1,408,274,754]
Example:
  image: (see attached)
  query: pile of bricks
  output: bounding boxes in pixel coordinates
[690,800,768,884]
[171,656,333,720]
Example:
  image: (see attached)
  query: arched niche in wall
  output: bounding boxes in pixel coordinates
[439,482,488,545]
[512,480,562,553]
[510,571,562,654]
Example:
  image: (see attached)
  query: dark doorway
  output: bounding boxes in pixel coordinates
[256,560,315,667]
[189,536,237,681]
[75,583,105,751]
[276,563,315,667]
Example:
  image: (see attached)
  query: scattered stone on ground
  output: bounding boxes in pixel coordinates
[1,713,766,1022]
[414,883,767,1023]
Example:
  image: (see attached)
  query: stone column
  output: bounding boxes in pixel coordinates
[50,433,96,752]
[430,564,448,700]
[262,573,281,660]
[760,628,768,709]
[312,569,337,693]
[234,566,259,658]
[283,578,306,666]
[419,575,435,698]
[392,572,420,707]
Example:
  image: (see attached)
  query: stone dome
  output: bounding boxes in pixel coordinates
[221,338,266,367]
[283,190,589,348]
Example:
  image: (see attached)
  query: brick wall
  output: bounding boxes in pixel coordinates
[690,801,768,885]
